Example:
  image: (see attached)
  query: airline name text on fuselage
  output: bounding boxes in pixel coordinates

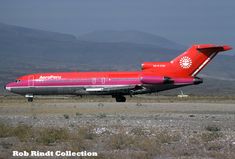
[39,75,62,80]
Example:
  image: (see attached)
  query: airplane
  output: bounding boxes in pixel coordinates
[5,44,232,102]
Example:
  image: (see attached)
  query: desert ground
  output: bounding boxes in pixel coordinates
[0,95,235,159]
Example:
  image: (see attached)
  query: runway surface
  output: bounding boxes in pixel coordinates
[0,101,235,115]
[0,97,235,158]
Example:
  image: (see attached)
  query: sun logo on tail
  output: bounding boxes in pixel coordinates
[179,56,192,69]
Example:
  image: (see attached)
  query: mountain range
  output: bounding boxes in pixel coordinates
[78,30,185,50]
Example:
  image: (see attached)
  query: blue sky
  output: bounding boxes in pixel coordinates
[0,0,234,47]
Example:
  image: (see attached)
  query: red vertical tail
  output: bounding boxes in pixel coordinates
[170,44,232,77]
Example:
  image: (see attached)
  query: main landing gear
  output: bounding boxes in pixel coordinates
[25,94,34,102]
[28,98,33,102]
[114,95,126,102]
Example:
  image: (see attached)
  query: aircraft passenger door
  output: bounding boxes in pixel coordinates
[99,74,107,85]
[101,77,106,85]
[28,75,34,87]
[91,78,96,85]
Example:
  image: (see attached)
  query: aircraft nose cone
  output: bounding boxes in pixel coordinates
[5,83,12,91]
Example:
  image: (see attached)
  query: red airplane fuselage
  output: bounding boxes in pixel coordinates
[5,44,232,102]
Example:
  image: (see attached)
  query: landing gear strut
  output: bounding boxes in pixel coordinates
[115,95,126,102]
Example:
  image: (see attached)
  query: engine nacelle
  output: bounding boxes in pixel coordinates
[172,77,203,85]
[140,76,203,85]
[140,76,172,84]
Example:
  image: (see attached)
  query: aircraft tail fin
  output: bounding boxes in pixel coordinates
[170,44,232,77]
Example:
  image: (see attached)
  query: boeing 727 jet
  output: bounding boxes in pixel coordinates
[5,44,232,102]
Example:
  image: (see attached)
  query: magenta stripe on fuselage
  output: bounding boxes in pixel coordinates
[7,78,141,88]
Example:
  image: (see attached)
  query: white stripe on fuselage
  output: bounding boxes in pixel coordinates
[5,87,11,91]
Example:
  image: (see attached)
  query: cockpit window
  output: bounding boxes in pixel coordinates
[15,80,21,83]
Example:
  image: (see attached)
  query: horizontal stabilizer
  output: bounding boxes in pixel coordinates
[196,44,232,52]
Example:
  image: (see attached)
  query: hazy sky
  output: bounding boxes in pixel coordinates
[0,0,234,47]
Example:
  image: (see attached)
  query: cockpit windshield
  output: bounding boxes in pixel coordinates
[15,80,21,83]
